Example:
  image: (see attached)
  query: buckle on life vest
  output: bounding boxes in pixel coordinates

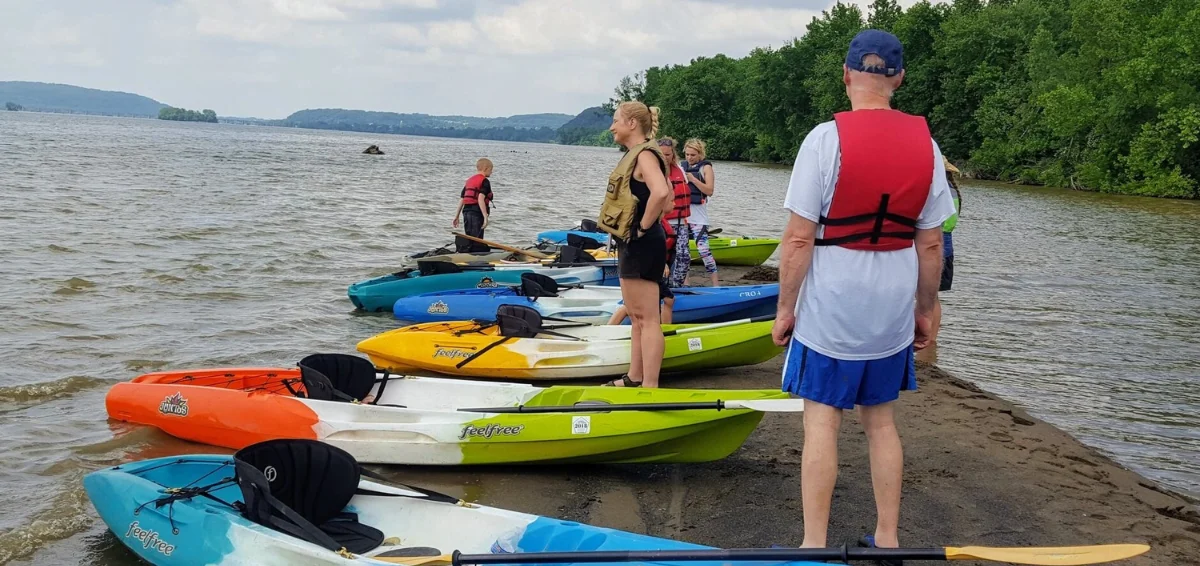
[814,194,919,247]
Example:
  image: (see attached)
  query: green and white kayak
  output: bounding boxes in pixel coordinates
[106,357,794,465]
[691,236,781,266]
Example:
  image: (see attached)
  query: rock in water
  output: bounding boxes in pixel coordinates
[363,145,384,155]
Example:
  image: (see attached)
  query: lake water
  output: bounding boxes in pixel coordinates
[1,111,1197,564]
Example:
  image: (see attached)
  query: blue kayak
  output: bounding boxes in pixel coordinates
[393,278,779,325]
[536,229,609,247]
[84,439,819,565]
[348,262,618,313]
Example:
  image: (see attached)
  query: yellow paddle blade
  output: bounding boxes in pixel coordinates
[374,555,453,566]
[946,544,1150,565]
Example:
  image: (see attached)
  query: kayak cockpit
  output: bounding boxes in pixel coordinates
[127,354,398,406]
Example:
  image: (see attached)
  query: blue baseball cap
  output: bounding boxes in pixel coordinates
[845,29,904,76]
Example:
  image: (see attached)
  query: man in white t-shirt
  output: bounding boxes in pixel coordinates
[772,29,956,557]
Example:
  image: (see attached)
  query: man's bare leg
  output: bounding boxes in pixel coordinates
[800,400,843,548]
[859,401,903,548]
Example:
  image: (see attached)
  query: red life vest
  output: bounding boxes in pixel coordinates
[662,218,676,253]
[461,174,493,209]
[816,109,933,251]
[663,165,691,222]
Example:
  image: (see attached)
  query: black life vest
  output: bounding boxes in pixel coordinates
[682,160,711,204]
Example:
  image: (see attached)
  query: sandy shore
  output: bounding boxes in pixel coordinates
[378,265,1200,565]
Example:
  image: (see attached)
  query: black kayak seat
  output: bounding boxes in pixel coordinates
[519,272,561,298]
[234,439,384,555]
[579,218,600,232]
[557,245,596,265]
[567,233,605,251]
[297,354,378,403]
[417,261,462,276]
[494,304,589,340]
[496,304,544,338]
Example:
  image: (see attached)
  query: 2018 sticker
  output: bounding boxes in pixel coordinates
[477,277,498,288]
[459,423,525,440]
[158,392,189,417]
[427,301,449,314]
[125,521,176,556]
[572,416,591,435]
[729,240,738,246]
[687,337,703,352]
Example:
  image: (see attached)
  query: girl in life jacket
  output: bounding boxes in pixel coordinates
[452,158,494,253]
[658,137,693,289]
[682,139,718,286]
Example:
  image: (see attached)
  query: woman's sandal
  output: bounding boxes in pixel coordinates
[602,375,642,387]
[858,535,903,566]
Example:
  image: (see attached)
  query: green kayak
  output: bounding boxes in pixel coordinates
[690,236,780,266]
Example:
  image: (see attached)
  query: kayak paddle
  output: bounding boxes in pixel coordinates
[457,398,806,414]
[450,232,553,260]
[607,315,778,343]
[662,314,776,336]
[375,543,1151,565]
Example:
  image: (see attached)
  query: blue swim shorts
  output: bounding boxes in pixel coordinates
[781,339,917,409]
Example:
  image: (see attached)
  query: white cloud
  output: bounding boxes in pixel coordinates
[0,0,943,118]
[426,20,476,48]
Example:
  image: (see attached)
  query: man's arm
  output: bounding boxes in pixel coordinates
[772,212,817,346]
[913,226,943,349]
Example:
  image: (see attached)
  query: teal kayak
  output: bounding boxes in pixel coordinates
[348,262,618,312]
[84,439,823,565]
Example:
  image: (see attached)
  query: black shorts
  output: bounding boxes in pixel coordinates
[940,255,954,291]
[658,279,674,300]
[616,224,667,282]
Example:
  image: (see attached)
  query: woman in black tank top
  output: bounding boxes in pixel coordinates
[604,101,672,388]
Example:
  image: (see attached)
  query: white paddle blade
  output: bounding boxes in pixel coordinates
[726,399,806,412]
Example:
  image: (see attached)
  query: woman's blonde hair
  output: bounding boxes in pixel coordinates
[684,138,707,160]
[617,101,659,139]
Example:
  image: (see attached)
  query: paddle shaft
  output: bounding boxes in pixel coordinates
[451,232,552,260]
[379,543,1152,566]
[462,400,740,414]
[661,314,775,336]
[448,547,947,564]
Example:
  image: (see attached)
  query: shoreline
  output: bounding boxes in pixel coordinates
[377,266,1200,565]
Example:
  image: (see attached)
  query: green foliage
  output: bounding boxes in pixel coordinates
[283,109,571,142]
[603,0,1200,198]
[0,81,167,117]
[159,107,219,122]
[557,106,615,146]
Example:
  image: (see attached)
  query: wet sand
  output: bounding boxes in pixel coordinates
[375,266,1200,565]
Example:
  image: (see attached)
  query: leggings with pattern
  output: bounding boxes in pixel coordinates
[691,223,718,275]
[668,222,692,288]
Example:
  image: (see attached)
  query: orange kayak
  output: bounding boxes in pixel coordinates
[105,367,321,450]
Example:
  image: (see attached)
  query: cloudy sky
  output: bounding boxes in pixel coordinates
[1,0,920,119]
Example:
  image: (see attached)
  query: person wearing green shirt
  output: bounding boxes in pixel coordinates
[931,157,962,345]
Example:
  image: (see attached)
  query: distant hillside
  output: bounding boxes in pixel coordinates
[557,106,614,146]
[280,109,573,142]
[0,81,167,117]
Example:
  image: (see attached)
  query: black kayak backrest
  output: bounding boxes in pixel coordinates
[557,245,596,265]
[496,304,543,338]
[297,354,377,402]
[567,233,605,251]
[579,219,600,232]
[234,439,362,545]
[519,272,561,298]
[417,261,462,276]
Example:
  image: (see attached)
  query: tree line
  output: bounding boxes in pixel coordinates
[607,0,1198,199]
[159,107,218,122]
